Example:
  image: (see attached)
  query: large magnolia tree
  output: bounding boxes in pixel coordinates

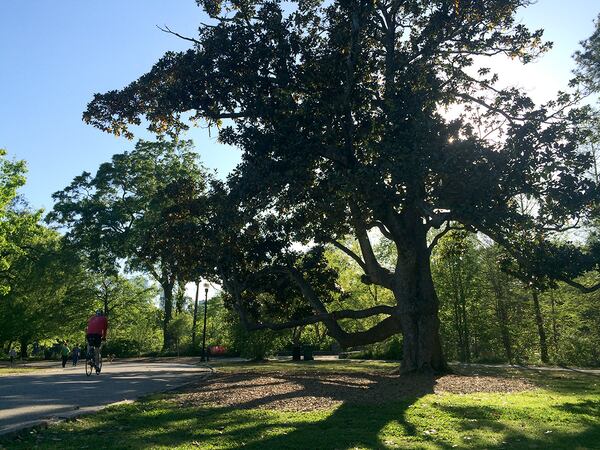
[83,0,599,372]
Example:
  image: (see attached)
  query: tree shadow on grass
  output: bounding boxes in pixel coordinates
[1,371,435,449]
[132,371,435,449]
[3,368,600,449]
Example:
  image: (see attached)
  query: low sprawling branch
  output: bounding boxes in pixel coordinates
[240,304,395,331]
[560,278,600,294]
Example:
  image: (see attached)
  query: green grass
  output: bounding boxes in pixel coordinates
[1,361,599,449]
[0,367,43,376]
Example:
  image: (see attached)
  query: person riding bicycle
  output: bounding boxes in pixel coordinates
[86,310,108,373]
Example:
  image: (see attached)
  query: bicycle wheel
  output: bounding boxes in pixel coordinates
[85,357,93,376]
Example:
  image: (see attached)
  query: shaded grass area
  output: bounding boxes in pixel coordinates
[1,361,599,449]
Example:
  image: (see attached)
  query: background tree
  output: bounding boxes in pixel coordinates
[431,230,480,363]
[575,13,600,95]
[82,0,600,372]
[0,149,27,295]
[49,139,211,349]
[0,210,95,357]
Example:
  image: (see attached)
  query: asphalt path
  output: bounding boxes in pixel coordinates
[0,359,210,435]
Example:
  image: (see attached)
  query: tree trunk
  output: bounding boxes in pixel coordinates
[496,298,513,364]
[531,291,549,364]
[550,293,559,350]
[457,269,471,363]
[490,271,513,364]
[460,299,471,363]
[162,282,175,350]
[394,231,447,374]
[19,337,28,359]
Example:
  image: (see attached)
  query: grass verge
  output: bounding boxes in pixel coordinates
[0,367,43,376]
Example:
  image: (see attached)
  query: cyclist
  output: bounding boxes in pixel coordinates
[86,310,108,373]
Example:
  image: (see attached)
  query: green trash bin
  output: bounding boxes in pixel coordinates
[292,346,302,361]
[303,347,314,361]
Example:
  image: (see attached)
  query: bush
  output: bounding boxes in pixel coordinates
[555,333,600,368]
[345,335,403,361]
[232,325,288,360]
[103,338,150,357]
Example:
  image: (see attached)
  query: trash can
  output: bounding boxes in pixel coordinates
[303,347,314,361]
[292,346,302,361]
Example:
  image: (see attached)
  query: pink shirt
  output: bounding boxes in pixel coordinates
[86,316,108,337]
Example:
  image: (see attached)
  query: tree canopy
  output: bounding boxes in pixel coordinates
[49,139,211,349]
[80,0,600,372]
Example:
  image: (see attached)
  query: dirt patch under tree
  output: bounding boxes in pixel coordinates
[174,370,534,412]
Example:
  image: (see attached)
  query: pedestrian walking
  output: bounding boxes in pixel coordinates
[61,342,70,368]
[9,348,17,366]
[72,345,80,366]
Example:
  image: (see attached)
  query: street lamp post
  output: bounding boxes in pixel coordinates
[200,281,210,362]
[191,281,200,349]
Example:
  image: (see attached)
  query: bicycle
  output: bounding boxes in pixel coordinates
[85,342,103,376]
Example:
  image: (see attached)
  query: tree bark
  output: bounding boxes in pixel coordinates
[498,304,513,364]
[550,293,559,350]
[531,290,549,364]
[394,226,447,374]
[162,281,175,350]
[489,269,513,364]
[19,337,28,359]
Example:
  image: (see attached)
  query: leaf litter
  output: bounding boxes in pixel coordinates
[173,370,533,412]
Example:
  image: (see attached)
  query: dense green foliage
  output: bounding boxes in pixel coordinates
[0,149,164,359]
[432,232,600,367]
[49,139,211,350]
[0,149,27,295]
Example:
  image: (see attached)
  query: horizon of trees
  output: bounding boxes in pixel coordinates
[1,142,599,367]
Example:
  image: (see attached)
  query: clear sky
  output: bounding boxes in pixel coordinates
[1,0,599,212]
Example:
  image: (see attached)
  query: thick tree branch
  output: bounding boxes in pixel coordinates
[327,239,367,272]
[367,220,394,241]
[428,222,465,252]
[561,278,600,294]
[350,203,394,288]
[475,222,600,294]
[241,305,395,331]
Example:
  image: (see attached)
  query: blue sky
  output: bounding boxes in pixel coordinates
[1,0,599,211]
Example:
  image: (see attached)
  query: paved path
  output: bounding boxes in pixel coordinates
[0,360,210,435]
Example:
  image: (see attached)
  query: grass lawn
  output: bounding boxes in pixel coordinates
[0,360,598,449]
[0,367,43,376]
